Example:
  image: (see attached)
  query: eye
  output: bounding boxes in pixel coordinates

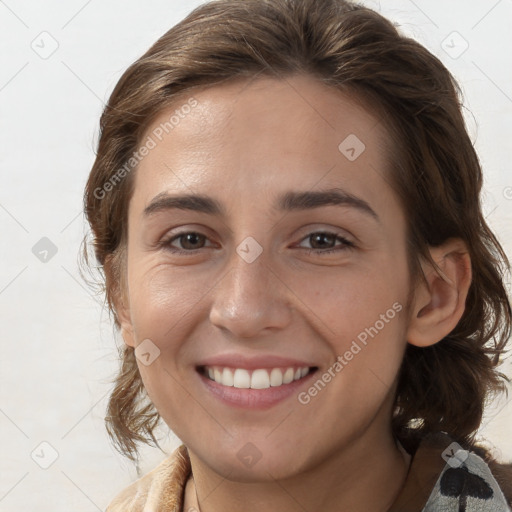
[161,231,214,254]
[297,231,355,255]
[159,230,355,256]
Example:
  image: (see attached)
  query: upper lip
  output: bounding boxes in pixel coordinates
[196,354,317,370]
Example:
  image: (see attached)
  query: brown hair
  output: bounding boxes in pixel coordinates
[83,0,512,469]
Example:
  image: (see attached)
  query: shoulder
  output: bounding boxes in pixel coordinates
[106,444,191,512]
[487,459,512,506]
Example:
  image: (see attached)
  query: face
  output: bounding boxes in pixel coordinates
[119,74,414,480]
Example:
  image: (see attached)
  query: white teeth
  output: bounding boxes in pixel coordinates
[222,368,234,386]
[283,368,295,384]
[251,369,270,389]
[270,368,283,386]
[233,368,251,388]
[205,365,311,389]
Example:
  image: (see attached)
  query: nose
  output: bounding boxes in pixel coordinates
[209,250,293,339]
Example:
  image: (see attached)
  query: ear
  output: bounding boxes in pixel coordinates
[406,238,472,348]
[105,252,136,349]
[116,293,136,348]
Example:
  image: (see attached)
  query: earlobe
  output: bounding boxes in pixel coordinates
[114,293,136,348]
[119,317,136,348]
[120,327,136,348]
[406,238,472,348]
[105,250,136,348]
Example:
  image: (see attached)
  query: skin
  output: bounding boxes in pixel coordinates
[116,74,472,511]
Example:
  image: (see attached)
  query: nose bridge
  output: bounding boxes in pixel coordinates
[217,245,272,312]
[209,244,291,337]
[231,244,272,300]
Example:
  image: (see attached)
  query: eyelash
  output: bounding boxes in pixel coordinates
[298,232,355,255]
[159,231,355,256]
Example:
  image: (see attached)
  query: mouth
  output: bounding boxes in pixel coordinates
[198,365,317,389]
[195,354,320,409]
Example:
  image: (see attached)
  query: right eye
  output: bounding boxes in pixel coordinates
[161,231,214,254]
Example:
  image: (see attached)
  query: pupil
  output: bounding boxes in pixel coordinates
[312,233,334,248]
[183,233,203,249]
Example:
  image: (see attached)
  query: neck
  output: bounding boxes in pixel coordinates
[184,426,411,512]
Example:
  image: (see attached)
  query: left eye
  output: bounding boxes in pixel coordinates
[297,232,355,254]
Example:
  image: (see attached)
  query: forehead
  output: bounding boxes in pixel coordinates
[133,74,396,217]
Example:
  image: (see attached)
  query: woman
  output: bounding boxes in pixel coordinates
[83,0,512,510]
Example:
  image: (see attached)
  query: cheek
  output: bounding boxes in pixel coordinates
[294,270,408,422]
[294,263,408,340]
[127,260,214,341]
[291,263,410,396]
[125,264,213,404]
[127,265,206,422]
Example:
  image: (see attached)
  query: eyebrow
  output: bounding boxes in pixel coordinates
[143,188,380,223]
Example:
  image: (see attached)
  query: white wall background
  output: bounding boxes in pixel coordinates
[0,0,511,510]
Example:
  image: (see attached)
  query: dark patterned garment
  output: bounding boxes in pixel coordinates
[391,432,511,511]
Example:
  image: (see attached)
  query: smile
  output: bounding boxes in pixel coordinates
[201,366,313,389]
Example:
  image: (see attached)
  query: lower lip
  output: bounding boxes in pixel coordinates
[197,370,317,410]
